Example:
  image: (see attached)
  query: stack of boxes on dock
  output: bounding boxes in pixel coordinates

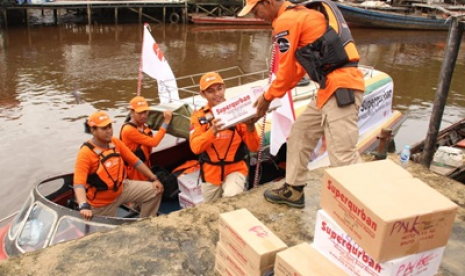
[177,170,203,208]
[312,159,458,276]
[215,159,458,276]
[215,209,287,276]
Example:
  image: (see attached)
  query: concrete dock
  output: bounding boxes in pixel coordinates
[0,154,464,275]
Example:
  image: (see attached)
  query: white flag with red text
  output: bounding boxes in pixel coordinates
[142,24,179,103]
[270,44,295,156]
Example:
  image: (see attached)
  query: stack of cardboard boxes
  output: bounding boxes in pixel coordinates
[177,170,203,208]
[215,209,287,276]
[215,160,457,275]
[312,159,458,276]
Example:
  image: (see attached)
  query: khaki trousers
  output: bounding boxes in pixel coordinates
[92,179,162,218]
[201,172,246,203]
[286,92,363,185]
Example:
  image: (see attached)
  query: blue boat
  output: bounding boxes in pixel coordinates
[336,2,457,30]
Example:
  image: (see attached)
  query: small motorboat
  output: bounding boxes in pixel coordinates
[410,118,465,184]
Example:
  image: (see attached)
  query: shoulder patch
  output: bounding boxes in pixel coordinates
[274,30,289,39]
[277,37,290,53]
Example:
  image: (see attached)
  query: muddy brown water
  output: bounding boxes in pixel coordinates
[1,23,465,218]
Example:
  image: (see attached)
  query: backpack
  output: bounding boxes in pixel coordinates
[151,165,180,201]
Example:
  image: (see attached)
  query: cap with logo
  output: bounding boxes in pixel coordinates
[129,96,150,113]
[199,72,224,91]
[87,111,115,127]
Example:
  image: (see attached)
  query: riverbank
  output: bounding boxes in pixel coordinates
[0,154,464,275]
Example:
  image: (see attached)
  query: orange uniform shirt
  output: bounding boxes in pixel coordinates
[73,137,141,207]
[120,123,167,181]
[265,2,365,109]
[189,105,260,185]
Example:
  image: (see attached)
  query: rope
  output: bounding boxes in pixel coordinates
[253,42,277,188]
[137,23,148,96]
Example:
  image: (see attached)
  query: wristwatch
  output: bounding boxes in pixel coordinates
[78,202,91,211]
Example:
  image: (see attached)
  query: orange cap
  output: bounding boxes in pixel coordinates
[129,96,150,113]
[238,0,261,17]
[199,72,224,91]
[87,111,114,127]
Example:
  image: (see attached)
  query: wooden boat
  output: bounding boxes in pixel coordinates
[189,15,269,25]
[0,66,404,260]
[336,2,463,30]
[410,118,465,184]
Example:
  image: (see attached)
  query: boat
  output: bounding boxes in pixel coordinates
[189,15,269,25]
[0,65,404,260]
[335,1,464,30]
[410,118,465,184]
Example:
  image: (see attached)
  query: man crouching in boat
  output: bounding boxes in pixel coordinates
[239,0,364,208]
[73,111,164,220]
[189,72,260,203]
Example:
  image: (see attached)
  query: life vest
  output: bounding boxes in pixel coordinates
[198,126,249,182]
[293,0,360,89]
[120,122,153,163]
[82,142,125,199]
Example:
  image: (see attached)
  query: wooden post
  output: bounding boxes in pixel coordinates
[1,9,7,29]
[421,17,464,168]
[87,4,91,25]
[53,9,58,25]
[114,7,118,24]
[163,6,166,23]
[139,7,142,24]
[25,9,29,26]
[374,128,392,160]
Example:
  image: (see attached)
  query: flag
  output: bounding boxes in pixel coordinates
[142,24,180,103]
[269,44,295,156]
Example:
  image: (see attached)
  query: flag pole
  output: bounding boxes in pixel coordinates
[137,23,148,96]
[253,43,277,188]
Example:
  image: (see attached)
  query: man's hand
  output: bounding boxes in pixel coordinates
[152,179,164,195]
[243,118,256,132]
[210,118,225,134]
[163,110,173,124]
[253,94,271,122]
[80,209,93,221]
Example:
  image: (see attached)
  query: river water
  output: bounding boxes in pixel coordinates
[1,23,465,218]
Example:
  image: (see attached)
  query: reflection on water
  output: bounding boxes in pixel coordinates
[1,24,465,217]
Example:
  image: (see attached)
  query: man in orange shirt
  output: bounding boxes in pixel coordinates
[189,72,260,203]
[239,0,365,208]
[120,96,173,181]
[73,111,163,220]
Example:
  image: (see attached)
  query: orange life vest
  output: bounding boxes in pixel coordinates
[82,142,126,200]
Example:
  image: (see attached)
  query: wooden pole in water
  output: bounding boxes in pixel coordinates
[2,9,7,29]
[87,3,91,25]
[421,17,464,168]
[114,7,118,24]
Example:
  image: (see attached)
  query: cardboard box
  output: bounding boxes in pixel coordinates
[211,86,281,129]
[216,242,273,276]
[218,209,287,270]
[314,209,446,276]
[274,243,350,276]
[320,159,457,262]
[215,257,235,276]
[177,170,202,200]
[178,192,203,209]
